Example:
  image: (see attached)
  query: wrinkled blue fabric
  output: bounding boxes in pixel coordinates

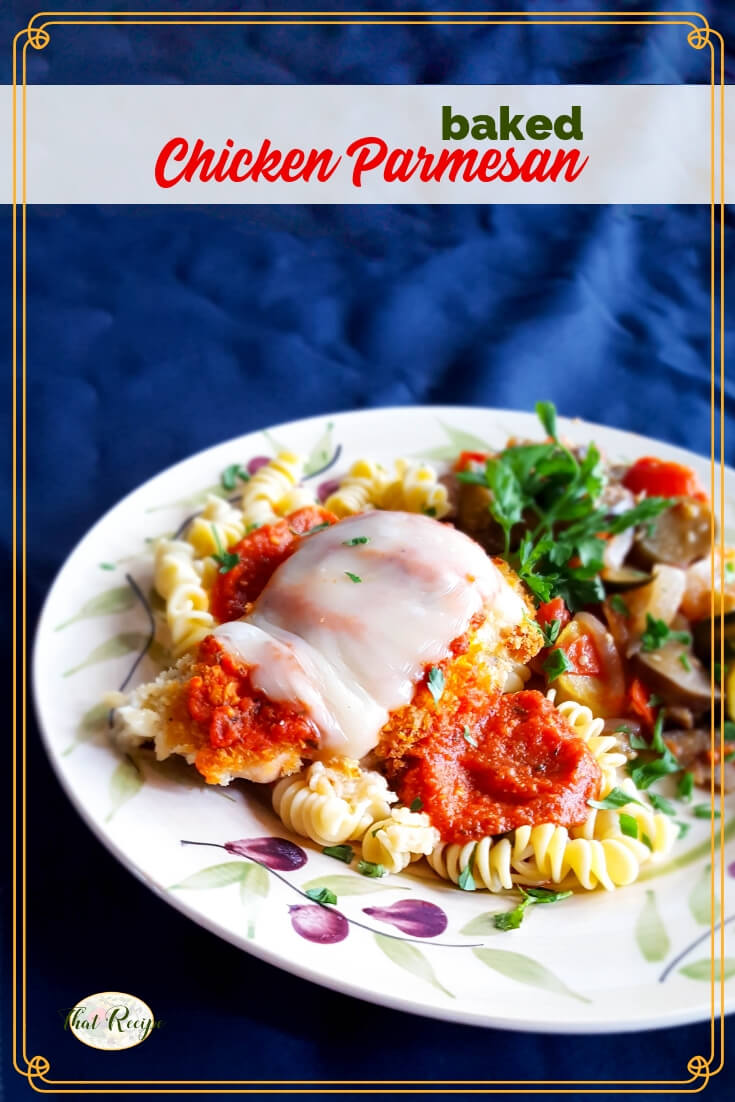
[3,1,734,1098]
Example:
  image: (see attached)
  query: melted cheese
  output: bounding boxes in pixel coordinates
[214,511,525,761]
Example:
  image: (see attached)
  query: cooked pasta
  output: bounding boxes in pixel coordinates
[272,759,397,846]
[380,458,450,518]
[153,539,215,656]
[324,459,389,517]
[548,693,628,798]
[360,807,440,873]
[186,494,245,558]
[241,451,304,528]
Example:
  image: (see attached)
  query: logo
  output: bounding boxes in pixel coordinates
[62,992,160,1051]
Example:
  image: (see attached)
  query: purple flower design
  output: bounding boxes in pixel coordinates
[224,837,307,871]
[289,904,349,944]
[363,899,448,938]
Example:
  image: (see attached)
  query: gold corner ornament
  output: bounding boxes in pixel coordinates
[687,24,712,50]
[24,24,50,51]
[686,1053,712,1083]
[26,1054,51,1082]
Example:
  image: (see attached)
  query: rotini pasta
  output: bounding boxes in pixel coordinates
[324,459,389,518]
[272,759,397,847]
[380,458,450,518]
[360,807,440,873]
[153,539,215,656]
[549,693,628,798]
[241,451,304,528]
[186,494,245,558]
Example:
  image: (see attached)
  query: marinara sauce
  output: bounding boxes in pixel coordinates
[210,505,337,622]
[397,689,601,843]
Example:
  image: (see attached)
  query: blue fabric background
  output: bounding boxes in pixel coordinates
[4,1,734,1098]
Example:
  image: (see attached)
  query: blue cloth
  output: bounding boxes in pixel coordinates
[4,1,734,1098]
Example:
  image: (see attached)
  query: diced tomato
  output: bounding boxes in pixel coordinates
[628,676,656,729]
[564,634,603,677]
[536,597,571,631]
[454,450,489,472]
[622,457,708,502]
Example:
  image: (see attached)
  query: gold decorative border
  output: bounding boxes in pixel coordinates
[11,9,726,1094]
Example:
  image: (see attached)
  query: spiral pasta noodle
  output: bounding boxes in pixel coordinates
[186,494,245,558]
[272,759,397,847]
[548,692,627,797]
[324,459,389,518]
[361,807,440,873]
[241,451,304,528]
[380,458,450,519]
[153,539,215,656]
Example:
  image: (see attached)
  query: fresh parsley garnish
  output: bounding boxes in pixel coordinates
[609,594,629,617]
[619,812,639,839]
[641,833,653,850]
[540,618,561,647]
[221,463,250,492]
[457,845,477,892]
[693,804,720,820]
[678,653,692,672]
[463,725,478,749]
[342,536,370,546]
[344,571,362,584]
[211,526,239,574]
[676,820,692,839]
[648,792,677,816]
[305,886,338,905]
[627,714,680,789]
[677,772,694,801]
[543,647,573,683]
[725,561,734,583]
[300,522,331,536]
[640,614,692,653]
[322,844,354,864]
[589,787,643,811]
[357,860,386,878]
[492,885,572,931]
[409,797,423,812]
[427,666,445,703]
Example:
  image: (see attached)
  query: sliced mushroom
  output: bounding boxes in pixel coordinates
[662,727,710,768]
[632,641,719,715]
[631,498,713,569]
[602,565,652,591]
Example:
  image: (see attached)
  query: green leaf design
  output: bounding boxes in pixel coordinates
[374,933,454,999]
[55,586,136,631]
[170,862,246,891]
[301,875,398,897]
[63,632,149,678]
[635,890,671,962]
[262,429,288,455]
[472,948,590,1004]
[679,958,735,982]
[105,756,143,822]
[62,700,111,756]
[303,422,335,476]
[688,864,717,926]
[460,911,509,936]
[240,861,269,903]
[416,421,492,462]
[146,484,225,512]
[638,817,735,881]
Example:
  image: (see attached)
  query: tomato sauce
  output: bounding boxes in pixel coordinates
[187,635,318,755]
[209,505,337,622]
[397,690,601,842]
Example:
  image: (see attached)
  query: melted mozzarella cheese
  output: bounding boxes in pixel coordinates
[214,511,525,761]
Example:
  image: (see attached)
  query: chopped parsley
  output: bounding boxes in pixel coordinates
[640,614,692,653]
[678,653,692,672]
[492,885,572,931]
[725,561,735,583]
[322,844,354,864]
[221,463,250,491]
[641,833,653,850]
[627,712,680,789]
[358,860,386,878]
[457,845,477,892]
[543,647,573,683]
[693,804,720,820]
[342,536,370,546]
[423,506,437,517]
[677,772,694,801]
[305,886,337,905]
[609,594,629,617]
[427,666,445,704]
[211,526,239,574]
[463,725,478,749]
[409,797,423,812]
[300,522,331,536]
[589,786,644,811]
[648,792,677,816]
[619,812,639,839]
[676,820,692,839]
[539,618,561,647]
[344,571,362,584]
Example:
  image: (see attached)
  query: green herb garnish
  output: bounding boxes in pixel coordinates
[322,844,354,864]
[678,653,692,672]
[676,820,692,839]
[221,463,250,491]
[725,561,734,583]
[589,786,643,811]
[457,845,477,892]
[305,886,338,905]
[463,725,478,749]
[640,614,692,653]
[641,833,653,850]
[619,812,639,839]
[300,522,331,536]
[648,792,677,816]
[99,562,115,571]
[540,618,561,647]
[409,797,423,813]
[677,772,694,801]
[543,647,573,683]
[344,571,362,584]
[492,885,572,931]
[211,526,239,574]
[693,804,720,820]
[427,666,445,703]
[342,536,370,546]
[358,860,386,878]
[609,594,629,617]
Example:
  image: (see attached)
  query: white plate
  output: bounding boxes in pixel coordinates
[33,406,735,1033]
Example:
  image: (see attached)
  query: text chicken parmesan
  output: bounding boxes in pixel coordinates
[112,404,730,912]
